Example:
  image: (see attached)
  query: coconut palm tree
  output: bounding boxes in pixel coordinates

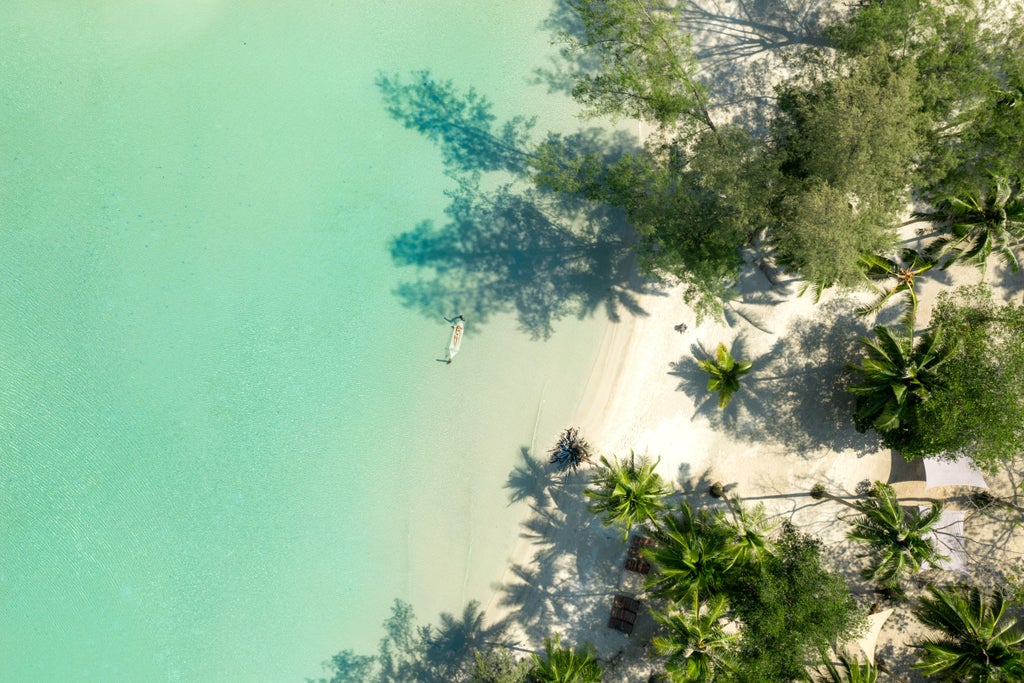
[847,325,953,434]
[716,497,775,570]
[548,427,592,475]
[645,504,737,608]
[809,484,863,512]
[652,595,738,682]
[917,175,1024,274]
[811,648,879,683]
[585,452,669,542]
[697,342,753,408]
[855,249,935,328]
[847,482,947,595]
[529,634,603,683]
[912,584,1024,682]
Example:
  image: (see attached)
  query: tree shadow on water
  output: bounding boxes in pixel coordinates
[389,177,653,339]
[312,598,516,683]
[378,70,655,339]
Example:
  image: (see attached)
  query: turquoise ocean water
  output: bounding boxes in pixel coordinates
[0,2,613,680]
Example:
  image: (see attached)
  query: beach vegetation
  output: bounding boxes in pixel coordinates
[651,594,738,683]
[528,634,603,683]
[846,482,947,597]
[548,427,593,475]
[728,523,867,682]
[854,249,935,328]
[896,285,1024,470]
[916,175,1024,274]
[768,47,922,292]
[826,0,1024,197]
[584,452,669,541]
[471,648,532,683]
[810,647,879,683]
[530,123,774,321]
[556,0,714,131]
[697,342,752,409]
[644,503,742,608]
[847,325,952,435]
[719,498,776,571]
[912,584,1024,681]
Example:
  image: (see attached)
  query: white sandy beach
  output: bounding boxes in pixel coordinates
[479,1,1024,678]
[483,223,1022,680]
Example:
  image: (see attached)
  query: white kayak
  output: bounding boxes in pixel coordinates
[446,317,465,364]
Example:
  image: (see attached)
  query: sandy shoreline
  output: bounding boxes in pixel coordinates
[475,1,1024,677]
[480,221,1022,680]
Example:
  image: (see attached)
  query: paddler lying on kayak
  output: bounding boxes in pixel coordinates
[445,315,466,364]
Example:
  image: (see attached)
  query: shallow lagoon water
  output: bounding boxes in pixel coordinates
[0,2,614,680]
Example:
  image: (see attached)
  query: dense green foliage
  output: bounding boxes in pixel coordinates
[728,523,866,682]
[855,249,935,327]
[847,482,946,594]
[645,504,741,607]
[848,325,952,435]
[558,0,713,130]
[531,124,774,319]
[541,0,1024,310]
[918,175,1024,273]
[651,595,737,682]
[643,502,861,682]
[585,452,669,540]
[528,635,603,683]
[912,585,1024,681]
[901,285,1024,469]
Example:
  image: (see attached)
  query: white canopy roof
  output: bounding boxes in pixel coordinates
[854,608,893,662]
[923,456,988,490]
[922,508,969,574]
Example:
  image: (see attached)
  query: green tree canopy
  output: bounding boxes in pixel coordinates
[558,0,713,130]
[769,48,924,290]
[918,175,1024,274]
[847,482,947,595]
[585,452,669,541]
[528,635,603,683]
[697,342,753,409]
[652,595,738,683]
[729,523,866,682]
[900,285,1024,470]
[912,584,1024,682]
[848,325,953,437]
[530,124,776,320]
[645,503,740,608]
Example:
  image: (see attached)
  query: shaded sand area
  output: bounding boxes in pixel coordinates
[484,226,1024,681]
[478,1,1024,680]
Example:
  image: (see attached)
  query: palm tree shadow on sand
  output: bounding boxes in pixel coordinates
[377,70,662,339]
[671,299,880,457]
[495,470,632,646]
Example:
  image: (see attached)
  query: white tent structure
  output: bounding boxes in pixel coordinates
[921,507,969,574]
[854,608,893,663]
[923,456,988,490]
